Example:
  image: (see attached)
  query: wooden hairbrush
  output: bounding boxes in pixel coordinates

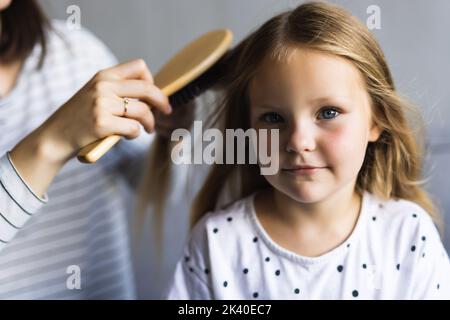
[77,29,233,163]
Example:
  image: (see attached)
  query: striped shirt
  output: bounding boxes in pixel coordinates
[0,20,148,299]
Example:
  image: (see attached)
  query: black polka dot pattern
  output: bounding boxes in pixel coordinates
[189,208,443,299]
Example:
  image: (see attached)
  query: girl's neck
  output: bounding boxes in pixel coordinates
[272,182,361,231]
[255,182,362,257]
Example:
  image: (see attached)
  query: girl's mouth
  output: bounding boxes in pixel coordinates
[282,165,327,175]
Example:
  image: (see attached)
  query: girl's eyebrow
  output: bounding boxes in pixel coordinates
[252,96,353,110]
[308,95,353,105]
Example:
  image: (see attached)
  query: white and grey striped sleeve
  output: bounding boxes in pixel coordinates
[0,152,47,251]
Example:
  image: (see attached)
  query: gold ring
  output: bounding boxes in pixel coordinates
[123,97,129,116]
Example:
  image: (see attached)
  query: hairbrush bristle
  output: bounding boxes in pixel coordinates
[169,57,228,107]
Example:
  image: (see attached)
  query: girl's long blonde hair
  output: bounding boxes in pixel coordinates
[189,1,441,229]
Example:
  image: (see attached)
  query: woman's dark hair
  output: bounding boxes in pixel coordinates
[0,0,50,67]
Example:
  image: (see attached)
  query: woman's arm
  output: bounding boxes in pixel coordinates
[9,58,171,197]
[0,59,171,250]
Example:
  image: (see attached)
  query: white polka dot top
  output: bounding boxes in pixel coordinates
[166,192,450,299]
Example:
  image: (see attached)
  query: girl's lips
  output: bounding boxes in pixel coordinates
[282,166,327,175]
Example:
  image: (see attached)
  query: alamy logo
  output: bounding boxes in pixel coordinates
[66,265,81,290]
[66,5,81,31]
[367,5,381,30]
[171,121,280,175]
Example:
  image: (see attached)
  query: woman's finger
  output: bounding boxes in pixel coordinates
[105,115,145,140]
[96,59,153,82]
[111,79,172,115]
[96,96,155,133]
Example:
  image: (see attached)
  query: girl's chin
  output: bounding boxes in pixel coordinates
[279,188,325,204]
[290,194,322,204]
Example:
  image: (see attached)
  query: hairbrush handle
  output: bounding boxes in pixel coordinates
[77,135,121,164]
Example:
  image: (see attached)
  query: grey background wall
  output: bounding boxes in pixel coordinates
[39,0,450,298]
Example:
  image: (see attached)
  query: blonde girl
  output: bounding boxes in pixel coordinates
[166,2,450,299]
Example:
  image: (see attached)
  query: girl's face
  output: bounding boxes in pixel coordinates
[249,47,380,204]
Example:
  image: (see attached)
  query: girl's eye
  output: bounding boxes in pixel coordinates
[318,108,340,120]
[261,112,284,123]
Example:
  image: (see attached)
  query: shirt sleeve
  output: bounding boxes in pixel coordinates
[165,216,214,300]
[165,250,213,300]
[409,214,450,299]
[0,153,48,252]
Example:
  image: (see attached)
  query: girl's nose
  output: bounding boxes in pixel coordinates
[285,123,316,153]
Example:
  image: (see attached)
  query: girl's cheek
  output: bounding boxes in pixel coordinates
[322,123,367,164]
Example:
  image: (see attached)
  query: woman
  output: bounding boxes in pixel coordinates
[0,0,189,299]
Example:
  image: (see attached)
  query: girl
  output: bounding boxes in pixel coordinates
[166,2,450,299]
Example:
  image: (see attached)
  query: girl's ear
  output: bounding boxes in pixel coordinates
[368,123,382,142]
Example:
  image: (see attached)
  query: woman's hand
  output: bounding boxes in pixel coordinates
[43,59,172,163]
[10,59,172,197]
